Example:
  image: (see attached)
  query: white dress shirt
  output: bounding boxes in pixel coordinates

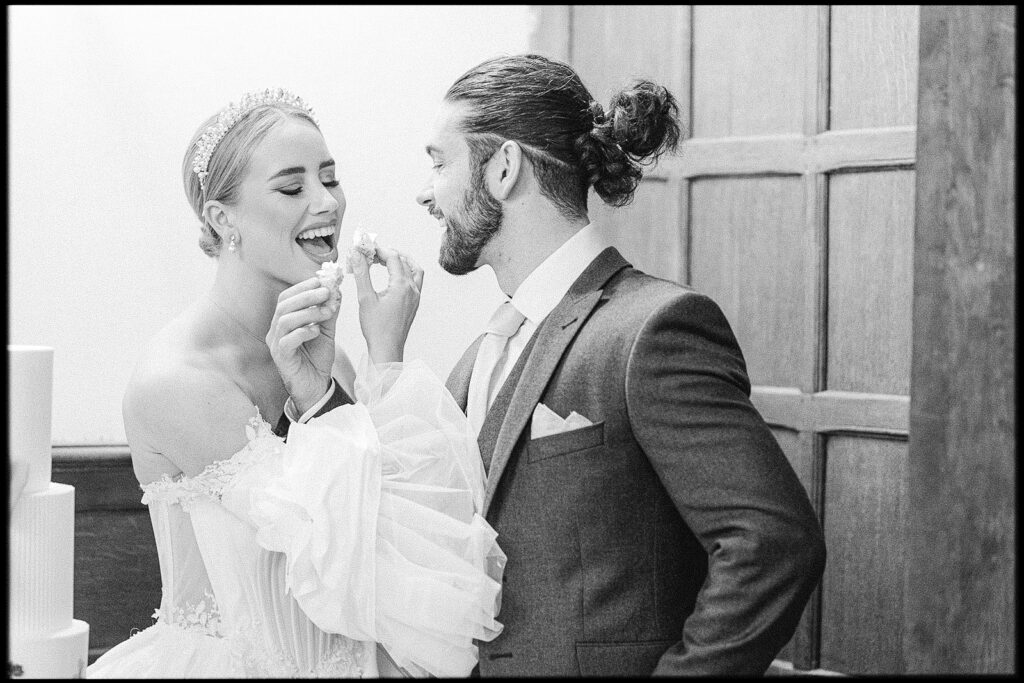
[472,223,610,414]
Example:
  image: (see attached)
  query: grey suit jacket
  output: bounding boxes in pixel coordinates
[446,247,826,677]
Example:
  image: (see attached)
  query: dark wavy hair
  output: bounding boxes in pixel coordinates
[444,54,681,220]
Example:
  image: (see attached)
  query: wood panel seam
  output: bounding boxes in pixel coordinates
[654,127,916,180]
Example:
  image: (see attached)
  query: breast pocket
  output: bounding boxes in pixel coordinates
[527,421,605,463]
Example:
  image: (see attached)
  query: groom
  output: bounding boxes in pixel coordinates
[287,54,825,676]
[413,54,826,677]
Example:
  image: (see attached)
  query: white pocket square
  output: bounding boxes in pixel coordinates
[531,403,594,439]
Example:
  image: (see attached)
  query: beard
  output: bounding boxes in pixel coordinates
[437,166,503,275]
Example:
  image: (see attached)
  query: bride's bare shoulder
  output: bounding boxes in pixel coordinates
[125,316,257,483]
[124,316,223,420]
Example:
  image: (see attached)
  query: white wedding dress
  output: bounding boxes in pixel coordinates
[87,360,505,678]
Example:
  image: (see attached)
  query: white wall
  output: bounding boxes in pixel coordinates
[9,5,535,445]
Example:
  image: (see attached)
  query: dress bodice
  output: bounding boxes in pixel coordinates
[139,415,374,676]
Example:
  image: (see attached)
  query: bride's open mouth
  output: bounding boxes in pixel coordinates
[295,223,338,262]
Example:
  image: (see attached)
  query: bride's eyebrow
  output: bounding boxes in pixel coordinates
[267,160,336,181]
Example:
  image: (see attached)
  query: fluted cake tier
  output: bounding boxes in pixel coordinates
[9,482,76,636]
[8,481,88,679]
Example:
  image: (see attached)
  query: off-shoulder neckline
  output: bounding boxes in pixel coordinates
[140,410,276,493]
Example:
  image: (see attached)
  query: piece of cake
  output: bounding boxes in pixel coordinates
[354,229,384,264]
[314,230,381,306]
[315,259,344,308]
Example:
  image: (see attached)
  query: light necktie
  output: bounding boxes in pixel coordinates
[467,301,527,435]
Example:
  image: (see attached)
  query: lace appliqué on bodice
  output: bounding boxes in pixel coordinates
[140,415,281,512]
[141,598,367,676]
[150,589,225,638]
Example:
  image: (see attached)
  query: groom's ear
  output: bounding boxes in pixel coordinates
[488,140,524,201]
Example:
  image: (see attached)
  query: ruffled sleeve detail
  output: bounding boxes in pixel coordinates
[223,358,505,678]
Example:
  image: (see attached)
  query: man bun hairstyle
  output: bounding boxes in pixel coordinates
[445,54,681,218]
[579,80,681,207]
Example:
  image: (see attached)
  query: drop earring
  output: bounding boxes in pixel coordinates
[228,234,238,252]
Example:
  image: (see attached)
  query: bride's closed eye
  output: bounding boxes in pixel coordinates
[279,179,340,196]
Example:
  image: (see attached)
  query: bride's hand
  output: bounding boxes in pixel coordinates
[350,245,423,364]
[267,279,340,415]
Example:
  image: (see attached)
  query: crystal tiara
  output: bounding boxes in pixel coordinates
[192,87,318,191]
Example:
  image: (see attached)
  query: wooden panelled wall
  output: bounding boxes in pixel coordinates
[531,5,920,675]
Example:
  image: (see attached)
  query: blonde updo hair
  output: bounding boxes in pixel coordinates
[182,100,320,257]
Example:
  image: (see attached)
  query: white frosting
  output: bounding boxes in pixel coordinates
[8,346,54,494]
[8,346,90,678]
[352,228,378,253]
[345,229,381,273]
[316,259,345,305]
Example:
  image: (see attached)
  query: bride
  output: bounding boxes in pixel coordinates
[87,88,504,678]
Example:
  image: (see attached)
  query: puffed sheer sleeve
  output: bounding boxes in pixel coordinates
[221,358,505,678]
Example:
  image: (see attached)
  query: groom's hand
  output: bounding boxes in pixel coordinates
[267,278,340,415]
[350,245,424,364]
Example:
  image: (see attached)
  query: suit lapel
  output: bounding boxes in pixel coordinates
[482,247,630,515]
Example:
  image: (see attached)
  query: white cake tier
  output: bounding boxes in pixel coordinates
[8,345,54,494]
[9,482,76,636]
[8,619,89,679]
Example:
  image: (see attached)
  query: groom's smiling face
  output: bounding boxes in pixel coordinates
[418,100,503,275]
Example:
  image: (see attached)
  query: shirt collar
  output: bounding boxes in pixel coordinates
[511,223,609,325]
